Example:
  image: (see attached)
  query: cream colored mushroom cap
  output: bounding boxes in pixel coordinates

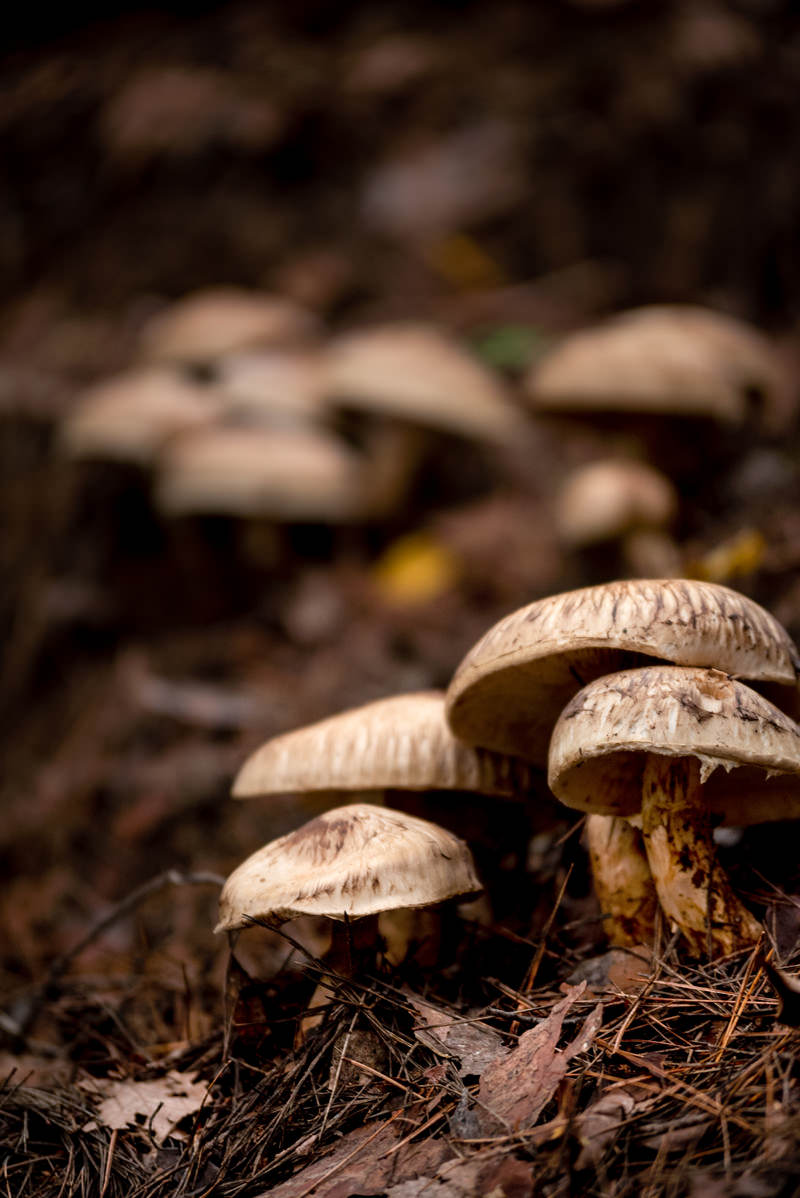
[526,305,783,423]
[154,424,363,520]
[555,459,677,547]
[446,579,800,766]
[215,348,326,426]
[61,368,220,464]
[140,288,316,364]
[325,323,523,443]
[215,802,482,931]
[233,690,536,800]
[548,665,800,825]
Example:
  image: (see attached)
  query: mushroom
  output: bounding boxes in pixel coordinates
[232,690,546,934]
[216,803,482,1024]
[524,305,789,482]
[445,579,799,946]
[525,305,785,425]
[61,368,221,465]
[446,578,799,767]
[325,323,523,445]
[154,424,364,523]
[139,288,317,366]
[548,665,800,955]
[554,458,681,579]
[322,322,528,518]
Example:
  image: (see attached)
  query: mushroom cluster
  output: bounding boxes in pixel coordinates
[215,692,546,999]
[61,288,524,529]
[446,578,800,955]
[217,578,800,972]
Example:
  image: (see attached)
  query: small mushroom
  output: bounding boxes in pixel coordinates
[549,665,800,955]
[61,368,221,465]
[140,288,317,366]
[154,424,364,522]
[555,458,681,578]
[216,803,482,1024]
[214,348,327,428]
[217,802,482,933]
[326,323,524,445]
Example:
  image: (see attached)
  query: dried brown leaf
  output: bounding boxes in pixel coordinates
[574,1080,655,1168]
[407,992,509,1077]
[83,1070,208,1145]
[263,1116,451,1198]
[477,982,602,1134]
[386,1150,534,1198]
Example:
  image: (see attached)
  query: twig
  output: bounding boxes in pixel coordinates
[9,869,224,1039]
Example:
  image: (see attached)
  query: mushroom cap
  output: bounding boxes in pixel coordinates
[215,348,326,427]
[140,288,316,364]
[154,424,363,521]
[215,802,482,930]
[446,579,800,765]
[555,458,678,547]
[548,665,800,825]
[233,690,537,800]
[525,305,784,423]
[61,368,220,465]
[325,323,523,444]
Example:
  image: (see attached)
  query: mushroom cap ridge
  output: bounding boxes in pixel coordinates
[215,802,482,931]
[548,665,800,825]
[446,579,800,766]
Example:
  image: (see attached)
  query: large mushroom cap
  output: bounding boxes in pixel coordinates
[525,304,785,423]
[140,288,316,364]
[548,665,800,825]
[233,690,536,800]
[446,579,800,765]
[154,424,363,521]
[325,323,523,444]
[215,802,482,931]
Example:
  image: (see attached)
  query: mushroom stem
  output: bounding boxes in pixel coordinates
[640,755,761,956]
[298,915,380,1044]
[585,814,658,947]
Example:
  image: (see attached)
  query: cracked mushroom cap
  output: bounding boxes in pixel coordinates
[446,579,800,766]
[215,802,482,931]
[525,305,785,424]
[233,691,537,800]
[325,323,523,444]
[61,368,221,465]
[140,288,317,364]
[154,424,363,521]
[548,665,800,826]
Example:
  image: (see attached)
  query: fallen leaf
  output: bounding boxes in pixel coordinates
[574,1080,655,1167]
[262,1115,451,1198]
[406,992,509,1077]
[84,1070,208,1145]
[567,945,652,996]
[477,983,603,1134]
[386,1149,534,1197]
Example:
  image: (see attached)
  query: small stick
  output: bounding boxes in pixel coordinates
[10,869,224,1039]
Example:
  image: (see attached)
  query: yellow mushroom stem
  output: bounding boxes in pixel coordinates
[585,814,658,947]
[640,755,762,956]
